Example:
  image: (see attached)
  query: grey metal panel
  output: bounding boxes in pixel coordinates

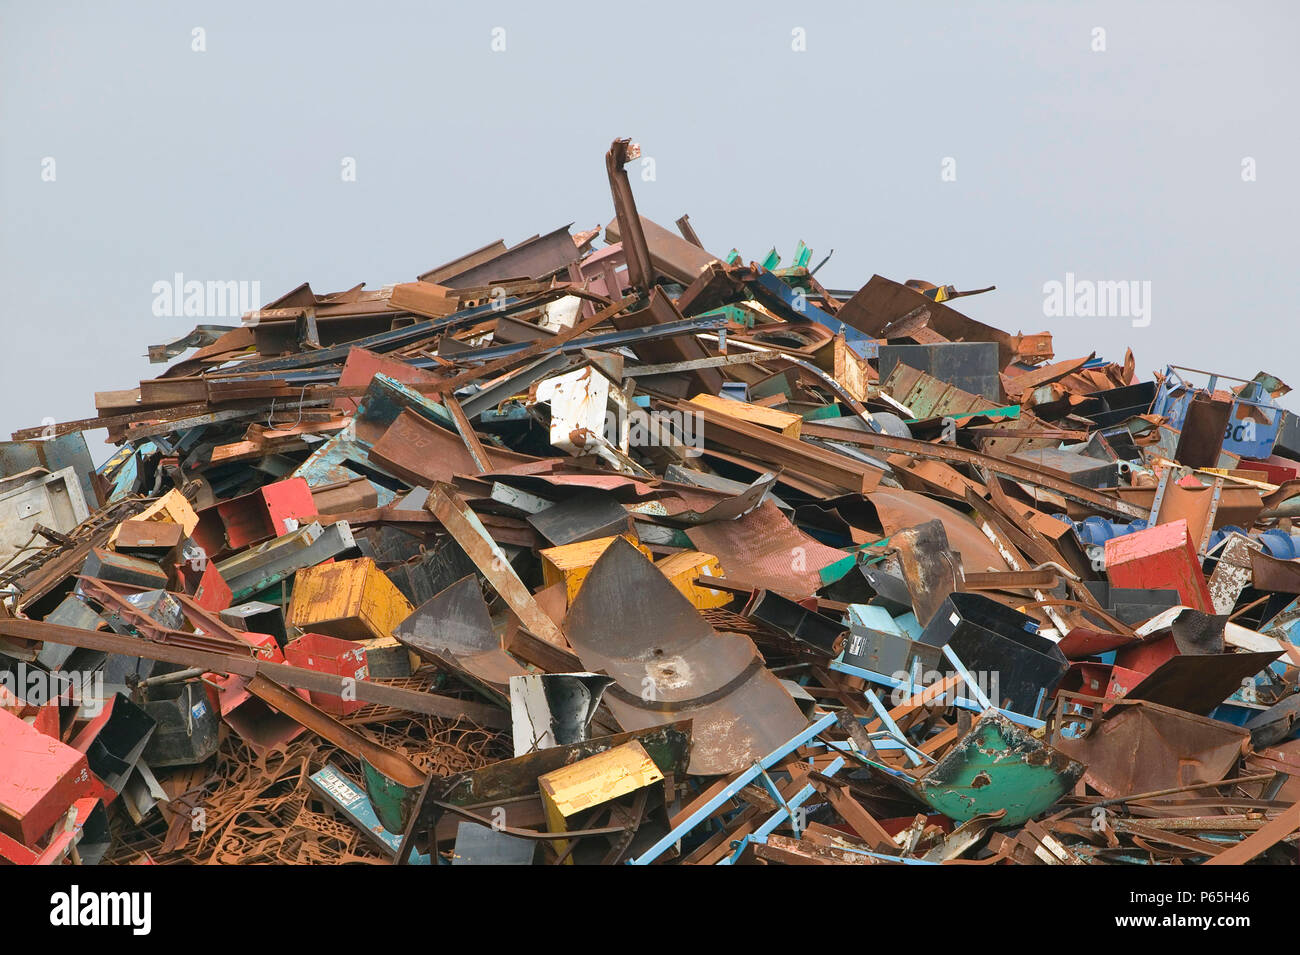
[878,343,1001,401]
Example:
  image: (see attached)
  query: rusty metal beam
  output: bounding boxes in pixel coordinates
[245,675,425,787]
[606,139,653,293]
[1202,800,1299,865]
[961,569,1061,590]
[801,423,1150,520]
[0,616,507,727]
[437,294,634,394]
[443,394,491,473]
[427,483,568,649]
[666,399,883,495]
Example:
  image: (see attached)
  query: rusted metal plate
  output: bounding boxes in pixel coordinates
[1058,627,1138,658]
[1123,650,1282,714]
[418,239,508,284]
[370,409,538,487]
[426,225,577,289]
[114,519,184,553]
[892,519,961,626]
[1051,695,1249,799]
[604,214,720,289]
[1250,548,1300,593]
[871,488,1011,574]
[685,501,850,598]
[837,275,1018,368]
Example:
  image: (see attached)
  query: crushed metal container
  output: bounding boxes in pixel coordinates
[141,680,221,767]
[918,593,1069,717]
[0,706,94,845]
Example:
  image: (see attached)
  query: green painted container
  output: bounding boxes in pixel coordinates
[914,711,1084,827]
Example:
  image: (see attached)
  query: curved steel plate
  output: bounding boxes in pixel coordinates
[394,574,527,693]
[566,536,805,775]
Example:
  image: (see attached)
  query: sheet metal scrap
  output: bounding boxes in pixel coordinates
[0,135,1296,865]
[393,574,528,699]
[565,536,807,776]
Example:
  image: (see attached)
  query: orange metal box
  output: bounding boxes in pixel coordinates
[540,535,650,605]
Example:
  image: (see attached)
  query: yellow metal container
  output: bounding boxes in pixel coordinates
[539,534,651,605]
[654,550,731,609]
[539,740,664,864]
[287,556,414,643]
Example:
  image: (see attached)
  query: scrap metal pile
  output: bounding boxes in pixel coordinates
[1,139,1298,866]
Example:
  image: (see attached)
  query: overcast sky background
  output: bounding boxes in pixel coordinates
[2,1,1297,461]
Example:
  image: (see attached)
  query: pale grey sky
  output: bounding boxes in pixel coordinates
[2,1,1297,458]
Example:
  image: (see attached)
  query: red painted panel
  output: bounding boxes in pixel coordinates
[192,561,233,612]
[0,708,94,845]
[1104,519,1213,612]
[284,632,369,716]
[334,347,437,415]
[218,477,318,549]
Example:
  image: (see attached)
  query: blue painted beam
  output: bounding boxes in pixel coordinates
[626,711,839,866]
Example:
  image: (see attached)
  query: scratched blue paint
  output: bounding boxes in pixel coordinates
[355,373,454,436]
[828,659,1045,729]
[627,712,839,866]
[292,432,397,506]
[1259,598,1300,678]
[309,764,430,864]
[720,755,847,865]
[105,443,159,502]
[1151,366,1282,459]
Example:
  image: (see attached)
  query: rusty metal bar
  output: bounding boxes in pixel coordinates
[245,675,425,787]
[802,423,1150,519]
[0,616,508,727]
[443,394,491,473]
[426,482,568,649]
